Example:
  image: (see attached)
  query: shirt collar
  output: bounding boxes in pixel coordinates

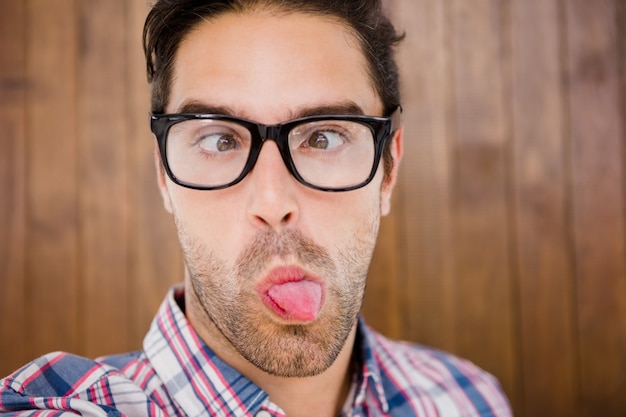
[143,285,270,416]
[352,317,390,414]
[144,285,389,415]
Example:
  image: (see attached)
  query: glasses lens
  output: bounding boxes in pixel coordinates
[165,118,251,188]
[288,120,375,189]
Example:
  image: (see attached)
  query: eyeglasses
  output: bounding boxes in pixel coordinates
[150,107,401,192]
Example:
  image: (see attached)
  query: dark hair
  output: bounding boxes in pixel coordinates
[143,0,404,177]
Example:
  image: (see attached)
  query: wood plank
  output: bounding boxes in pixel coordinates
[77,0,130,358]
[390,0,457,352]
[24,0,80,360]
[448,0,519,408]
[0,0,27,377]
[364,208,403,339]
[510,0,578,415]
[566,0,626,415]
[126,0,182,342]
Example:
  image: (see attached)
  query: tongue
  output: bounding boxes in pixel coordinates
[267,281,322,321]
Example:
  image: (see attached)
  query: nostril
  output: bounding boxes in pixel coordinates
[256,215,270,228]
[250,210,296,230]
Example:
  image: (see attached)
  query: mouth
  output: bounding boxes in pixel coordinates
[256,265,325,323]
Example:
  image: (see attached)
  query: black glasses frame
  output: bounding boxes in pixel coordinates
[150,106,402,192]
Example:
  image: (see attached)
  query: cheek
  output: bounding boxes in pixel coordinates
[168,188,243,258]
[320,191,382,252]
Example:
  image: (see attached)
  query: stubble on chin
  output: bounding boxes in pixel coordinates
[175,216,377,377]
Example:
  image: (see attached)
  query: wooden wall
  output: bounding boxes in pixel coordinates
[1,1,625,416]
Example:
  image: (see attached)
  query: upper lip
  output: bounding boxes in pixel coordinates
[254,264,323,294]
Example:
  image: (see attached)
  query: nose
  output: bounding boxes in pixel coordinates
[246,140,299,230]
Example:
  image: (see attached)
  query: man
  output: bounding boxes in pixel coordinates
[0,1,511,416]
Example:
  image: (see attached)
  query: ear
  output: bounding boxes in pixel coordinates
[154,144,174,214]
[380,127,404,216]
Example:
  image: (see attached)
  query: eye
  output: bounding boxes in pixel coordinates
[197,133,239,152]
[305,130,346,150]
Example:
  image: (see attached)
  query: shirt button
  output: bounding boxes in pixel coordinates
[256,411,272,417]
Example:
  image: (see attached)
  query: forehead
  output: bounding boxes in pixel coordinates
[167,10,382,120]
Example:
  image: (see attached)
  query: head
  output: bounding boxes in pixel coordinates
[143,0,404,378]
[144,0,404,180]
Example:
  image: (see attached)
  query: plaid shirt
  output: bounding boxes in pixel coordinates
[0,286,511,416]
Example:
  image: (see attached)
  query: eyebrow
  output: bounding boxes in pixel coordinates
[174,100,367,120]
[295,102,366,118]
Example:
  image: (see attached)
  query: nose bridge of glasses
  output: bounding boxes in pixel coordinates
[254,123,295,173]
[254,123,292,167]
[256,123,282,143]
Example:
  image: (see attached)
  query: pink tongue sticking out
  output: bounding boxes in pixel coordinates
[267,281,322,321]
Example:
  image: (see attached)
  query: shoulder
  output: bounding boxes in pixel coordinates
[365,328,512,416]
[0,351,156,416]
[370,329,495,386]
[2,352,117,396]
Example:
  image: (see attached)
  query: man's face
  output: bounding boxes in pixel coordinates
[157,10,402,377]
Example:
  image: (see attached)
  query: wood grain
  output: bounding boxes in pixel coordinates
[566,1,626,415]
[77,0,131,358]
[23,0,80,363]
[447,0,518,405]
[0,0,27,376]
[510,0,578,414]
